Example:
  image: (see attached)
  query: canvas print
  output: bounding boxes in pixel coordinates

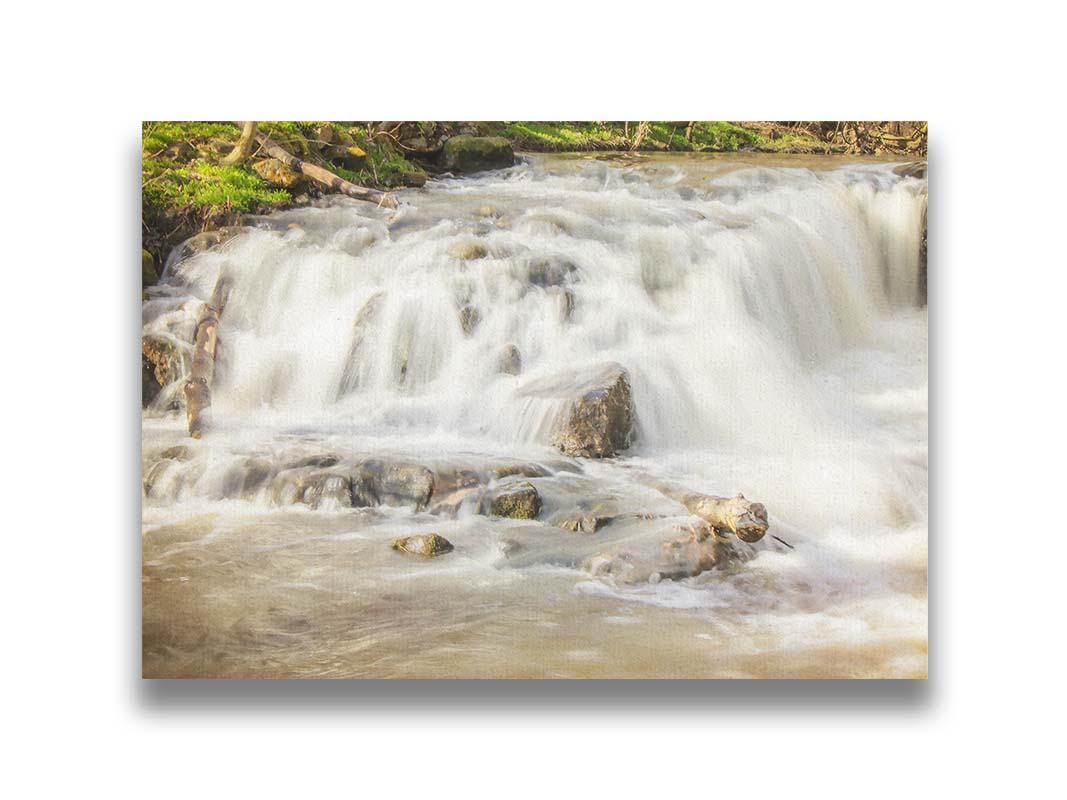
[141,121,928,678]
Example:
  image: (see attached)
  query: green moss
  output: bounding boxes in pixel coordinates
[495,121,769,153]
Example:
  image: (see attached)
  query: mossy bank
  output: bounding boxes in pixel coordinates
[142,121,927,279]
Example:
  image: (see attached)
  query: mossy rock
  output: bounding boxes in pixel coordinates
[142,249,158,286]
[441,136,515,173]
[252,158,308,191]
[486,481,542,520]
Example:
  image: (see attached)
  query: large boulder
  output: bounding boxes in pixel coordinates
[441,136,514,173]
[519,364,634,458]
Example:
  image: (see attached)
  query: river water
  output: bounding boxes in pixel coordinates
[142,152,928,678]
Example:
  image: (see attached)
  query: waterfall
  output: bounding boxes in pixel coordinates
[150,157,925,454]
[142,154,928,678]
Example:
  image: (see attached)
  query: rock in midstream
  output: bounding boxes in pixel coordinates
[269,469,353,509]
[142,335,184,408]
[518,363,634,458]
[391,533,454,557]
[497,344,522,375]
[583,523,754,585]
[483,481,542,520]
[351,459,435,511]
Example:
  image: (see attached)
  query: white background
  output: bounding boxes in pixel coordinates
[1,2,1064,796]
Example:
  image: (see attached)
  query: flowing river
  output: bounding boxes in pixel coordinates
[141,152,928,678]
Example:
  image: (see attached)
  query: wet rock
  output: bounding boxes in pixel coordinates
[448,240,488,260]
[252,158,309,191]
[557,513,612,534]
[550,287,576,322]
[269,469,352,509]
[893,161,927,179]
[392,533,454,557]
[287,454,340,469]
[337,292,384,398]
[583,525,748,585]
[351,459,435,511]
[484,481,542,520]
[441,135,515,173]
[459,304,481,335]
[527,256,577,288]
[218,457,275,500]
[169,226,250,266]
[491,462,552,480]
[142,335,183,407]
[142,249,158,286]
[383,169,429,188]
[159,445,192,462]
[919,195,928,306]
[497,344,522,375]
[524,363,634,458]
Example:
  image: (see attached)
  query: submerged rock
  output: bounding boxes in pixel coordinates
[169,226,250,267]
[441,135,514,173]
[351,459,435,511]
[527,256,578,288]
[459,304,481,335]
[269,469,352,509]
[392,533,454,557]
[485,481,542,520]
[583,524,749,585]
[448,240,489,260]
[497,344,522,375]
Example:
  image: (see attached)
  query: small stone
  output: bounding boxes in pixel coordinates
[392,533,454,557]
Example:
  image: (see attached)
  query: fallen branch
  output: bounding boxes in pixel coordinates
[234,122,397,209]
[221,121,258,165]
[639,477,770,543]
[183,275,232,438]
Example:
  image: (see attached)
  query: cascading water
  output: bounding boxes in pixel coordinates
[142,153,928,678]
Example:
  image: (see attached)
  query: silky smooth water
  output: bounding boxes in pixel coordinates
[142,153,928,678]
